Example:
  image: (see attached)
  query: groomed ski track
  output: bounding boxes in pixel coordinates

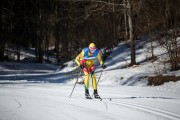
[1,83,180,120]
[101,99,180,120]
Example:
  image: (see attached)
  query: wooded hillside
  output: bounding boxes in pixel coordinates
[1,0,179,70]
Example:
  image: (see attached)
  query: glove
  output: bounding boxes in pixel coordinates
[80,65,84,69]
[101,64,107,69]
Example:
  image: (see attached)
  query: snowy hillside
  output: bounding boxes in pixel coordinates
[67,39,180,86]
[0,39,180,120]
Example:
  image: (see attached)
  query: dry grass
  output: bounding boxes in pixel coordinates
[148,75,180,86]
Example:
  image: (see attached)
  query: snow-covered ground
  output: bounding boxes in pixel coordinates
[1,83,180,120]
[0,39,180,120]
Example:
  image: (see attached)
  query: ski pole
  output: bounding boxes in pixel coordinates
[69,69,82,98]
[96,68,103,86]
[56,66,61,72]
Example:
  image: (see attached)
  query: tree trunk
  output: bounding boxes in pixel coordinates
[37,0,44,63]
[0,26,5,61]
[123,0,128,40]
[55,23,60,63]
[127,0,136,66]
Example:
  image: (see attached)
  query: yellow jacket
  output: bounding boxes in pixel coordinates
[75,48,103,66]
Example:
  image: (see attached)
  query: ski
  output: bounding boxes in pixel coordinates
[101,98,112,101]
[85,97,112,101]
[85,97,101,101]
[85,97,92,99]
[91,98,102,101]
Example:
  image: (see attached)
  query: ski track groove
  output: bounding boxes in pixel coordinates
[13,98,22,109]
[101,99,180,120]
[64,99,119,120]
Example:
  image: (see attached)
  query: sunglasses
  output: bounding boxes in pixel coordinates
[89,47,96,53]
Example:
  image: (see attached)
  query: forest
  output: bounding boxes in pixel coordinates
[1,0,180,70]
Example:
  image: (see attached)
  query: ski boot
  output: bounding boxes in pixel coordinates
[85,90,92,99]
[93,90,101,99]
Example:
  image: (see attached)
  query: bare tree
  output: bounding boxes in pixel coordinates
[126,0,136,65]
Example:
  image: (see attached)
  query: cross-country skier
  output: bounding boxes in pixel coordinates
[75,43,107,99]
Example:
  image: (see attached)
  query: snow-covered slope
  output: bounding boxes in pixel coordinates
[0,39,180,120]
[0,39,179,85]
[67,39,179,86]
[1,82,180,120]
